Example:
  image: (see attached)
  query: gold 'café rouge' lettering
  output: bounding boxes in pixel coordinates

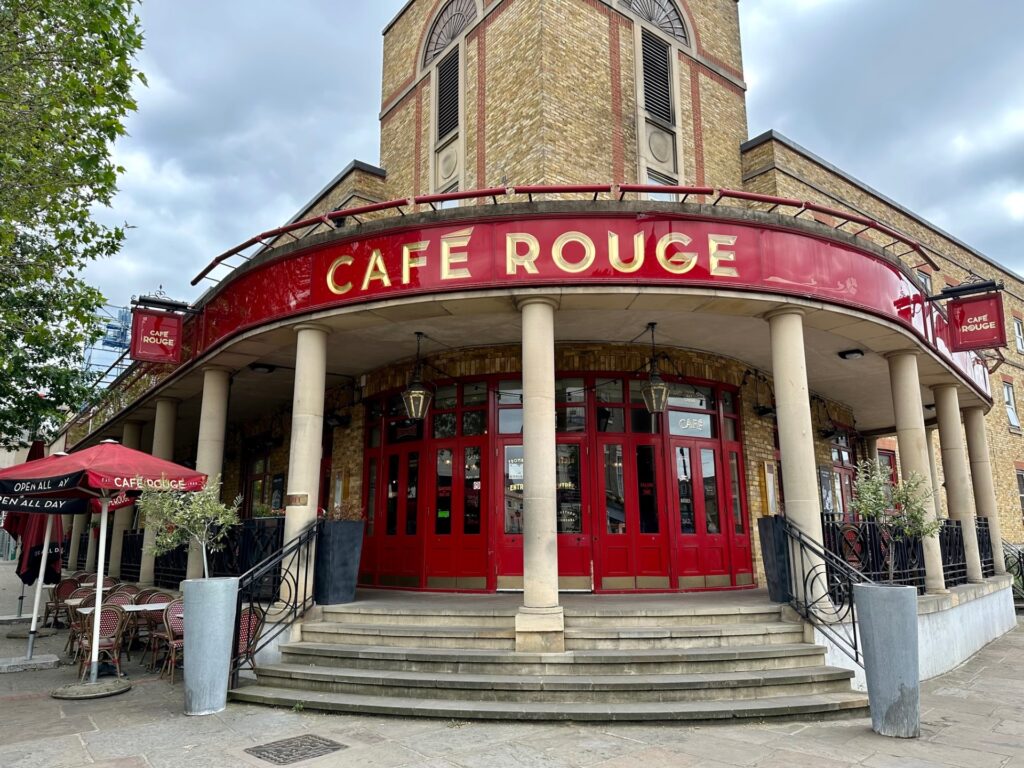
[324,227,741,296]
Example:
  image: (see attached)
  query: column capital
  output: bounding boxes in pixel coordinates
[201,364,234,375]
[883,349,920,361]
[154,396,180,405]
[762,306,807,322]
[930,382,959,394]
[293,322,331,335]
[514,295,559,312]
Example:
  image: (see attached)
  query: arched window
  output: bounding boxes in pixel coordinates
[424,0,478,66]
[622,0,689,46]
[621,0,691,197]
[423,0,478,196]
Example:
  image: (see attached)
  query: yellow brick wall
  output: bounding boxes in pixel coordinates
[684,0,743,75]
[698,73,745,189]
[743,137,1024,544]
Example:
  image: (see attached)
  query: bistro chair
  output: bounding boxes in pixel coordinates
[66,592,97,660]
[155,598,185,684]
[77,605,128,680]
[140,592,176,669]
[105,591,135,659]
[234,605,266,675]
[100,576,118,589]
[110,583,140,598]
[79,574,97,587]
[71,570,88,579]
[44,578,79,628]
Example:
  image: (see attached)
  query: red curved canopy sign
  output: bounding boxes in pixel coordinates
[190,213,990,398]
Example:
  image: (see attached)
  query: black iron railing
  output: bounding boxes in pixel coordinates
[977,518,995,578]
[940,519,968,587]
[154,546,187,587]
[823,520,926,593]
[148,518,286,587]
[782,518,870,666]
[1004,542,1024,602]
[230,519,320,687]
[120,531,143,582]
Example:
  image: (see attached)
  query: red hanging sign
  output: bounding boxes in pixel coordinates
[130,309,183,363]
[947,293,1006,352]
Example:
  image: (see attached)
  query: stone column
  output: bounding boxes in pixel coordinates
[280,324,329,606]
[67,512,86,572]
[866,436,879,463]
[933,385,983,583]
[140,398,177,586]
[765,308,826,602]
[887,352,946,594]
[925,427,943,522]
[963,406,1007,574]
[107,421,143,578]
[187,367,232,580]
[84,512,98,572]
[515,297,564,652]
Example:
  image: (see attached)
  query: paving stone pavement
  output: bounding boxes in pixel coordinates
[2,565,1022,767]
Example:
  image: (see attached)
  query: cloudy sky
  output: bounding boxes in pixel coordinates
[87,0,1024,312]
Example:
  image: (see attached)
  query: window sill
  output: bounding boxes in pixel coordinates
[1010,426,1022,436]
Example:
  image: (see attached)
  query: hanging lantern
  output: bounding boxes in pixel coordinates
[641,322,669,414]
[401,332,432,420]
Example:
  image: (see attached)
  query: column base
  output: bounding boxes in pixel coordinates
[925,587,950,595]
[515,606,565,653]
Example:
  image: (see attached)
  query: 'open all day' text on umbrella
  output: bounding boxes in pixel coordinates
[0,441,205,690]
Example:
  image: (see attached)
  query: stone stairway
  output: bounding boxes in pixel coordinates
[230,590,868,722]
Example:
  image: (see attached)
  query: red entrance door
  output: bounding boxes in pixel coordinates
[594,438,671,590]
[424,442,488,590]
[670,440,731,589]
[376,447,423,588]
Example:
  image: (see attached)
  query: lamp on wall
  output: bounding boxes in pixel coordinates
[640,322,670,414]
[402,331,433,420]
[743,369,776,418]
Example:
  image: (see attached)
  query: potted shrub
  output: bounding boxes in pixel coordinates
[138,477,241,716]
[314,498,364,605]
[849,460,942,739]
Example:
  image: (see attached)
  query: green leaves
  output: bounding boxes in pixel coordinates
[137,476,242,579]
[0,0,144,447]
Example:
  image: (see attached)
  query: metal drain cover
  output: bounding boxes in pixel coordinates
[245,735,347,765]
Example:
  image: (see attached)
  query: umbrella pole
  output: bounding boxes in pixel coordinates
[88,497,110,684]
[25,515,53,660]
[17,583,25,618]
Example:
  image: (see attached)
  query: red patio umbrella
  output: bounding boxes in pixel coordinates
[0,441,206,683]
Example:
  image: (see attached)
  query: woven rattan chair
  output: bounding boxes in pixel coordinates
[234,605,265,674]
[140,592,175,669]
[44,578,79,628]
[155,598,185,683]
[64,590,96,658]
[78,604,128,680]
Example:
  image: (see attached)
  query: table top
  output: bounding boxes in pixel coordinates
[77,602,171,615]
[65,598,84,607]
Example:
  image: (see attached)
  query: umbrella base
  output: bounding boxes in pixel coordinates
[0,654,60,673]
[5,627,57,639]
[50,677,132,699]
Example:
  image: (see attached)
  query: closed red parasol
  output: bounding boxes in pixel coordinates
[0,441,206,684]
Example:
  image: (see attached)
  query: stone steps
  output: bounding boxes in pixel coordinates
[277,642,828,675]
[230,685,870,722]
[300,622,516,650]
[233,592,869,723]
[564,623,805,650]
[253,661,856,703]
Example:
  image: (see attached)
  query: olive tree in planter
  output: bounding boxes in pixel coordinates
[314,498,364,605]
[138,477,241,715]
[849,460,942,738]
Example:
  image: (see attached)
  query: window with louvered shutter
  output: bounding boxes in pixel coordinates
[641,30,672,125]
[437,49,460,140]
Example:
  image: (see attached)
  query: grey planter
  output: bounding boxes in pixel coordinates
[314,520,364,605]
[183,576,239,716]
[853,582,920,738]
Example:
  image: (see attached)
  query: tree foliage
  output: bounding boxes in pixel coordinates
[0,0,145,447]
[849,459,943,582]
[137,477,242,579]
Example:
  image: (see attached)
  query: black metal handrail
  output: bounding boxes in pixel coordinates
[977,518,995,578]
[229,519,321,687]
[823,520,925,593]
[1004,541,1024,602]
[782,518,872,667]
